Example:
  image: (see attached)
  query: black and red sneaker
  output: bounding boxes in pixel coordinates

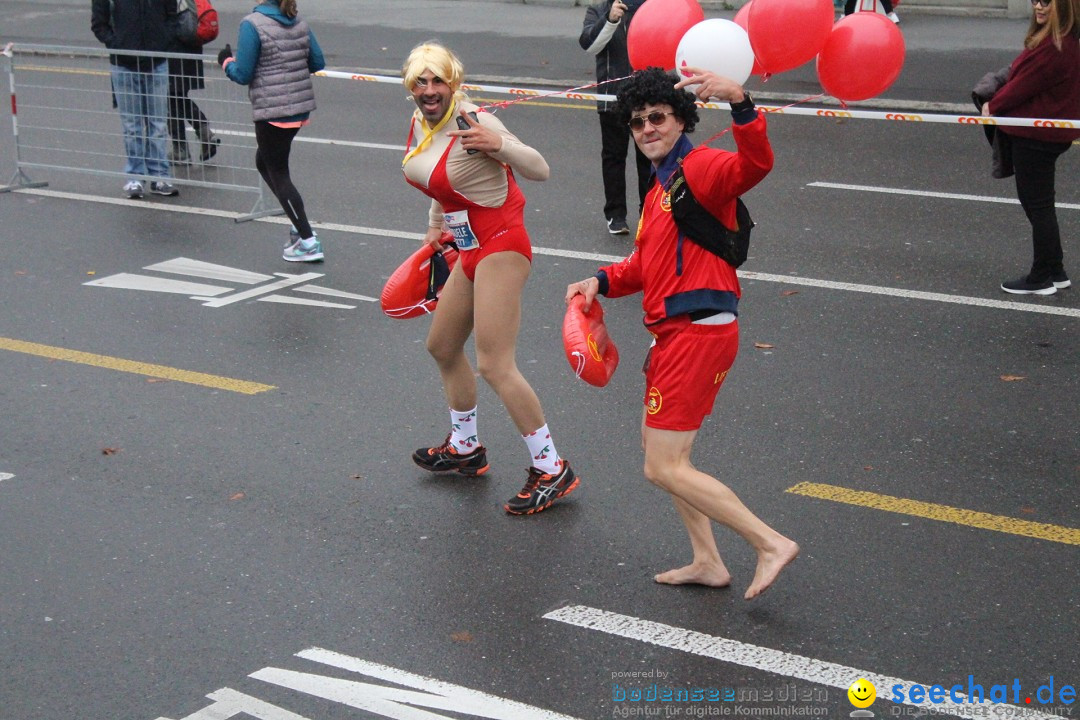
[504,460,579,515]
[412,436,490,476]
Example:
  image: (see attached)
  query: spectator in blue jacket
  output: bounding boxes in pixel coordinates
[220,0,326,262]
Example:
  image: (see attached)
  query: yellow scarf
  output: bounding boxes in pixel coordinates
[402,100,457,167]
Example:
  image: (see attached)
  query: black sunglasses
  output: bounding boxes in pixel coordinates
[628,111,675,131]
[1031,0,1051,7]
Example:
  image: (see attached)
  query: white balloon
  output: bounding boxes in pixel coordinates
[675,19,755,92]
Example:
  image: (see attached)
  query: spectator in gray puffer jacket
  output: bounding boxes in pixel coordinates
[220,0,326,263]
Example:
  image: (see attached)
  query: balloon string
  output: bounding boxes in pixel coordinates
[698,92,827,147]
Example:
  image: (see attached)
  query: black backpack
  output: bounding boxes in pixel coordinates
[667,164,754,269]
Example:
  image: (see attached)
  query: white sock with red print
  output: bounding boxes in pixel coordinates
[449,407,479,454]
[523,424,562,475]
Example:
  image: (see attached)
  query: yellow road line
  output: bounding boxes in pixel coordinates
[787,481,1080,546]
[0,336,275,395]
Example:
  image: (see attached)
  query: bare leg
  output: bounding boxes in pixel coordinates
[643,424,798,599]
[470,251,546,434]
[426,263,478,412]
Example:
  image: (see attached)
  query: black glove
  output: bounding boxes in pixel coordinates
[217,44,232,67]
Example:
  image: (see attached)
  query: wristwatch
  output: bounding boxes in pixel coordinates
[729,93,754,113]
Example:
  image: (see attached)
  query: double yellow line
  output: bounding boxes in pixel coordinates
[0,336,275,395]
[789,481,1080,545]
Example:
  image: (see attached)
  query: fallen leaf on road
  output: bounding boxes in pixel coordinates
[754,342,775,349]
[1000,375,1026,382]
[781,290,799,296]
[450,631,474,643]
[101,447,120,455]
[229,492,245,501]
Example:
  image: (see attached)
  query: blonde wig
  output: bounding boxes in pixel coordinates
[401,42,468,106]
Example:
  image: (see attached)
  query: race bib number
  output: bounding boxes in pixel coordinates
[444,210,480,251]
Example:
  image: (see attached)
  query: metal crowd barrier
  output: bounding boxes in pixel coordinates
[0,43,280,222]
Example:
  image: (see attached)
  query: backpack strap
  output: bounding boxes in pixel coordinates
[667,163,754,269]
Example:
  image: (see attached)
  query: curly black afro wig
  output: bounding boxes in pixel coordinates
[615,67,699,134]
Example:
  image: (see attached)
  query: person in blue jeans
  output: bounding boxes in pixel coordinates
[91,0,179,199]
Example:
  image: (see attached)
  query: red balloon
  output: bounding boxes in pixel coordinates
[747,0,834,75]
[816,12,905,101]
[732,2,766,77]
[627,0,705,71]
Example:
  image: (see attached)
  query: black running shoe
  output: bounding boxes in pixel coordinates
[1001,275,1056,295]
[504,460,579,515]
[412,436,490,476]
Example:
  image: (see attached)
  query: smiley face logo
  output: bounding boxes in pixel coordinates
[848,678,876,708]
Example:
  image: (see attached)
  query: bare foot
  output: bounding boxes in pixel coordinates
[744,538,799,599]
[654,561,732,588]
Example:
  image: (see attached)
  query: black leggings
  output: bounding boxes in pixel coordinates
[254,120,313,240]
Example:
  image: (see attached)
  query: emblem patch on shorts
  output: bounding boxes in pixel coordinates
[646,386,663,415]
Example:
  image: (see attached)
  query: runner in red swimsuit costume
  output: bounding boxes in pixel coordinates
[400,42,579,516]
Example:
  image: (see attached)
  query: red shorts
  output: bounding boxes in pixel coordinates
[458,225,532,281]
[642,318,738,431]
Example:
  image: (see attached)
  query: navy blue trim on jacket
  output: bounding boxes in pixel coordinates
[663,288,739,321]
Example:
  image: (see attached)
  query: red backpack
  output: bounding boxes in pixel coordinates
[177,0,219,46]
[193,0,219,45]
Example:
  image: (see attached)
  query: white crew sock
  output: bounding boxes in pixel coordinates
[523,423,562,475]
[449,407,479,454]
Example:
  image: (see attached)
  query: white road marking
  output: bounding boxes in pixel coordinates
[192,272,324,308]
[294,285,378,302]
[0,473,13,482]
[738,269,1080,318]
[19,188,1080,319]
[155,687,313,720]
[144,258,274,284]
[84,273,232,297]
[85,257,376,310]
[248,647,583,719]
[544,605,1064,720]
[256,295,356,309]
[809,181,1080,211]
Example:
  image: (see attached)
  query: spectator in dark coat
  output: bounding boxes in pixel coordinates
[166,17,220,165]
[579,0,652,236]
[91,0,178,198]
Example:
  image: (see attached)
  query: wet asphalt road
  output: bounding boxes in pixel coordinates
[0,2,1077,720]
